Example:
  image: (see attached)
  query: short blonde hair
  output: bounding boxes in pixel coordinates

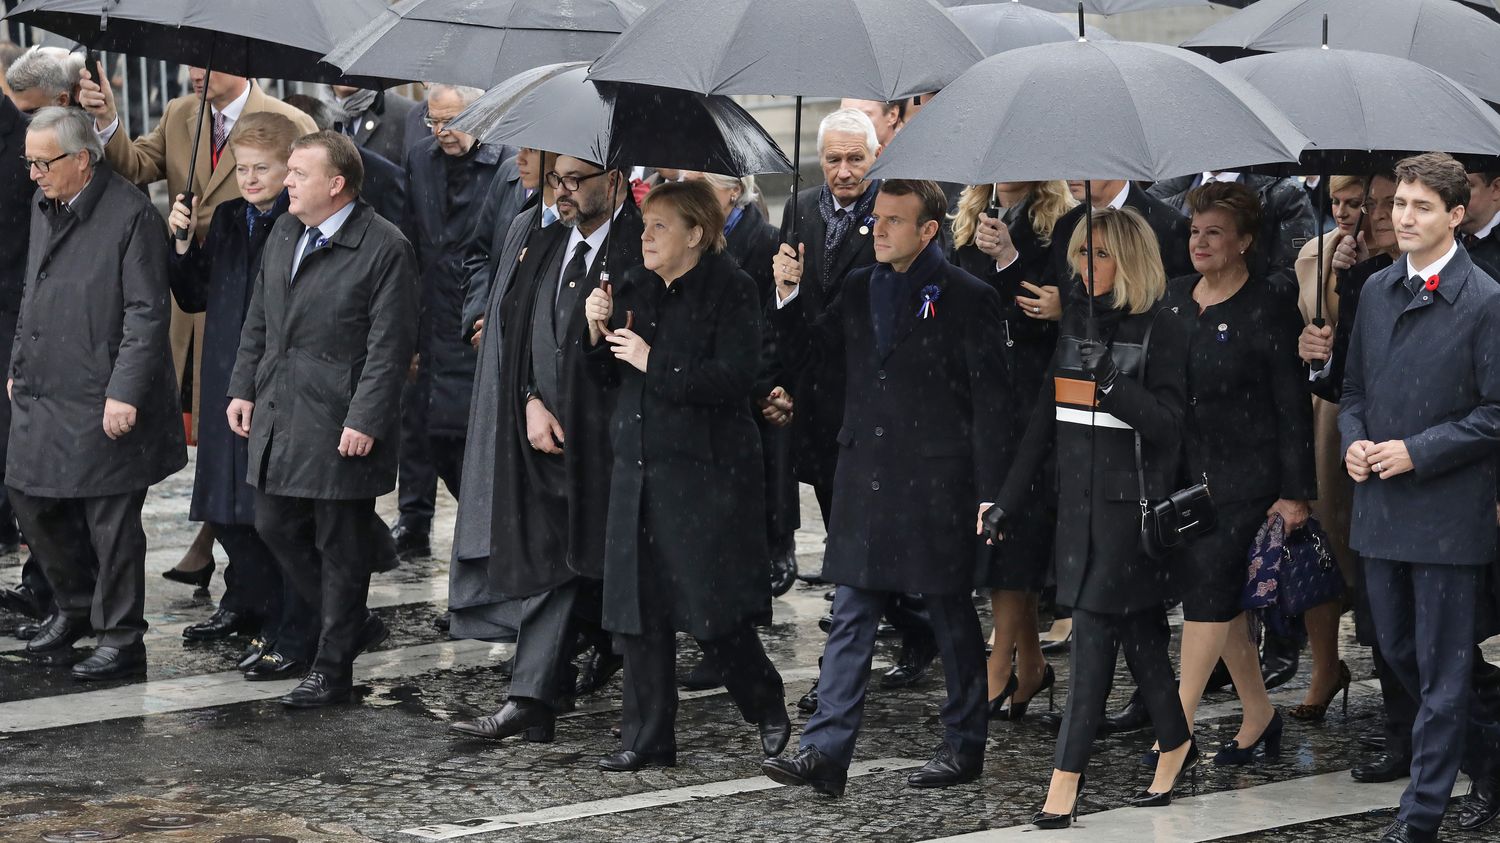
[1067,207,1166,315]
[642,180,727,254]
[228,111,300,160]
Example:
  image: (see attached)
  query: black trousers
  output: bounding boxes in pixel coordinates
[9,488,146,648]
[213,522,282,626]
[1057,606,1188,772]
[802,585,986,766]
[507,580,583,708]
[396,374,464,534]
[254,492,381,678]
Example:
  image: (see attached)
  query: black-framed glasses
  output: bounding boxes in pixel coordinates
[21,152,73,174]
[545,170,608,192]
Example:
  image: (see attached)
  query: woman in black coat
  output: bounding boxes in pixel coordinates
[987,207,1196,826]
[584,180,789,772]
[1161,181,1316,767]
[949,180,1076,718]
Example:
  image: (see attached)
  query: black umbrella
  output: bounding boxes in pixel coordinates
[1457,0,1500,23]
[324,0,644,90]
[945,0,1239,12]
[949,1,1113,54]
[586,0,984,240]
[1225,40,1500,330]
[1182,0,1500,104]
[867,35,1306,328]
[4,0,390,238]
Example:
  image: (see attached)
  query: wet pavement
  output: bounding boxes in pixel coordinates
[1,452,1497,842]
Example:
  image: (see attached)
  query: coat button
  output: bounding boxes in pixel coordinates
[36,272,46,281]
[268,401,276,410]
[870,480,881,491]
[877,370,887,380]
[634,413,642,421]
[1081,488,1089,498]
[1188,395,1198,406]
[30,332,37,340]
[874,426,884,437]
[637,459,644,467]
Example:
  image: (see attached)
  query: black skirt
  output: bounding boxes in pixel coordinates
[1174,496,1275,623]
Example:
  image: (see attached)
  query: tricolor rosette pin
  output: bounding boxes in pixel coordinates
[917,284,941,319]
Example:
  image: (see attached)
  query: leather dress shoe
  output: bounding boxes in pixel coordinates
[243,650,307,681]
[598,749,676,772]
[759,706,792,757]
[576,645,623,695]
[0,584,47,620]
[1101,690,1152,735]
[25,614,92,657]
[432,611,451,632]
[907,744,983,788]
[1359,731,1388,752]
[182,608,258,641]
[356,613,390,654]
[1037,711,1064,735]
[390,524,431,560]
[1378,820,1436,842]
[14,620,42,640]
[71,643,146,681]
[1260,636,1300,691]
[797,685,819,714]
[681,657,723,691]
[449,699,556,742]
[818,613,833,633]
[1458,773,1500,831]
[880,636,938,689]
[1351,753,1411,784]
[279,671,352,707]
[770,550,798,598]
[238,636,273,671]
[761,746,847,797]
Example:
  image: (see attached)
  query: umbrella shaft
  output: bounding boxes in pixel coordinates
[176,38,216,241]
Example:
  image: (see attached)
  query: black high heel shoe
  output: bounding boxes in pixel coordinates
[1213,710,1284,766]
[997,664,1055,721]
[162,559,215,589]
[986,673,1019,718]
[1130,740,1200,807]
[1031,773,1084,829]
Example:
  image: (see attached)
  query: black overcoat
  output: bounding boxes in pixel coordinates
[227,201,419,500]
[8,164,187,497]
[1338,246,1500,567]
[169,192,288,524]
[347,89,417,169]
[485,202,643,597]
[359,146,409,239]
[0,97,31,479]
[773,248,1011,595]
[460,156,531,342]
[588,250,769,639]
[998,292,1190,613]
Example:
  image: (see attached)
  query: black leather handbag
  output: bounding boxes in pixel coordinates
[1130,312,1217,559]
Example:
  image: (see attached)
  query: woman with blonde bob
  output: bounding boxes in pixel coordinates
[983,207,1197,827]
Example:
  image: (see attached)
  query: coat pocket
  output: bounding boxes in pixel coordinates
[835,427,855,448]
[296,351,354,430]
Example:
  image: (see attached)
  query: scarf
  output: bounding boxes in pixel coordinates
[870,240,945,357]
[325,87,379,134]
[817,181,878,288]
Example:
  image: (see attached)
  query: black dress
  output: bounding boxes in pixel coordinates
[951,201,1058,591]
[1162,274,1316,623]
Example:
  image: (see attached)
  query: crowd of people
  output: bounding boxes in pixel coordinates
[1,38,1499,843]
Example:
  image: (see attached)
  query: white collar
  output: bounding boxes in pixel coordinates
[65,174,95,208]
[1407,239,1459,282]
[303,200,356,240]
[1475,210,1500,241]
[1202,171,1240,185]
[1106,182,1129,210]
[215,83,252,123]
[563,202,624,267]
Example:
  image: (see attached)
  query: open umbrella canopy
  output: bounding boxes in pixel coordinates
[1182,0,1500,104]
[1456,0,1500,22]
[586,0,983,100]
[1225,47,1500,172]
[325,0,644,89]
[949,2,1113,54]
[4,0,391,86]
[945,0,1235,13]
[867,39,1306,185]
[448,66,793,177]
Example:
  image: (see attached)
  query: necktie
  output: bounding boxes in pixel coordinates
[557,241,591,309]
[542,206,559,227]
[212,111,228,150]
[295,227,322,281]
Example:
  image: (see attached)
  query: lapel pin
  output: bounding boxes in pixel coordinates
[365,119,376,132]
[1216,322,1229,343]
[917,285,942,319]
[1425,274,1440,292]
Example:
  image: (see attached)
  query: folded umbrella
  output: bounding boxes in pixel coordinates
[949,2,1113,54]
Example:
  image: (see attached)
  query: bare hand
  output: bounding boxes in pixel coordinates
[5,379,10,401]
[605,327,651,372]
[227,398,254,438]
[758,386,794,427]
[525,397,565,454]
[1345,439,1374,482]
[773,243,805,301]
[103,397,137,440]
[1331,231,1367,273]
[1266,498,1311,532]
[586,284,614,346]
[169,194,200,254]
[1016,281,1061,321]
[1298,323,1333,364]
[76,61,118,130]
[471,318,484,349]
[338,427,374,458]
[974,213,1017,264]
[1366,439,1414,480]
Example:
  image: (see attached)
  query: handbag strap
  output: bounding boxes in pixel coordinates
[1132,309,1160,511]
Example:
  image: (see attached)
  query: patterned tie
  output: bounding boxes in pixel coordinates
[212,111,228,153]
[294,227,322,281]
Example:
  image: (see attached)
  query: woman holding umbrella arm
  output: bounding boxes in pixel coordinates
[983,207,1196,827]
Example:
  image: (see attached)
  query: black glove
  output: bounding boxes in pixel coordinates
[1078,339,1119,391]
[981,505,1008,544]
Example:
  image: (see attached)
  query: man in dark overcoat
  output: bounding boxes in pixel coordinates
[327,85,417,169]
[762,180,1010,797]
[227,130,418,708]
[1339,153,1500,842]
[445,155,641,742]
[1461,167,1500,279]
[460,147,542,346]
[1048,181,1193,285]
[390,84,507,561]
[9,107,186,680]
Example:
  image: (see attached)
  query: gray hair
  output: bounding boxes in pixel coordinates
[6,46,71,98]
[427,83,484,107]
[698,172,760,209]
[817,107,880,155]
[29,106,104,166]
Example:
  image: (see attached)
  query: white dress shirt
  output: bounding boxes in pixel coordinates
[292,201,356,278]
[99,81,252,148]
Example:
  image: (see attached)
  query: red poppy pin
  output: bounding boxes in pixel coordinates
[1425,274,1440,292]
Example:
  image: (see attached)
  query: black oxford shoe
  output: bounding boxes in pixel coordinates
[355,613,390,654]
[1378,819,1436,842]
[907,744,983,788]
[880,636,938,690]
[390,524,431,560]
[1351,753,1412,784]
[759,706,791,757]
[680,657,723,691]
[70,643,146,681]
[182,608,258,641]
[449,699,556,742]
[279,671,352,708]
[1102,690,1152,735]
[762,746,848,797]
[238,636,274,671]
[25,614,92,656]
[1458,773,1500,831]
[0,584,47,619]
[575,645,623,696]
[598,749,676,772]
[243,651,307,681]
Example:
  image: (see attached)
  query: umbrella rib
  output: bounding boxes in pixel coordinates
[849,1,887,101]
[1104,47,1155,179]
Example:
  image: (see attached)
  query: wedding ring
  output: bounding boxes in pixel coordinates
[1033,306,1041,314]
[1373,462,1383,473]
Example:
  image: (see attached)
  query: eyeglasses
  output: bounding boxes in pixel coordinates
[423,116,456,131]
[21,152,73,174]
[545,170,608,192]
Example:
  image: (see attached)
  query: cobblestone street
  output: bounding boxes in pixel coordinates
[1,453,1497,842]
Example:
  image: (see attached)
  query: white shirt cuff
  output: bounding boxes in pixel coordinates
[97,117,119,145]
[774,285,800,309]
[1308,351,1334,381]
[994,249,1020,273]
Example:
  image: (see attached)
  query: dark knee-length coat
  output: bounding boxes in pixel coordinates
[587,250,769,639]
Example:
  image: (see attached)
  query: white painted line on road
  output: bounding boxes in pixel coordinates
[399,757,926,840]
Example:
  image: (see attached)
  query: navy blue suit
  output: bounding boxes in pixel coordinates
[1338,242,1500,833]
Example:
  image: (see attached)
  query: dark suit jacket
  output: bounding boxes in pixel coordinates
[228,201,419,500]
[1047,184,1192,286]
[461,155,531,339]
[0,96,29,313]
[1339,245,1500,566]
[1469,230,1500,280]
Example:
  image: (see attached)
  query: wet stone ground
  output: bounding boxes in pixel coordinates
[1,451,1497,842]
